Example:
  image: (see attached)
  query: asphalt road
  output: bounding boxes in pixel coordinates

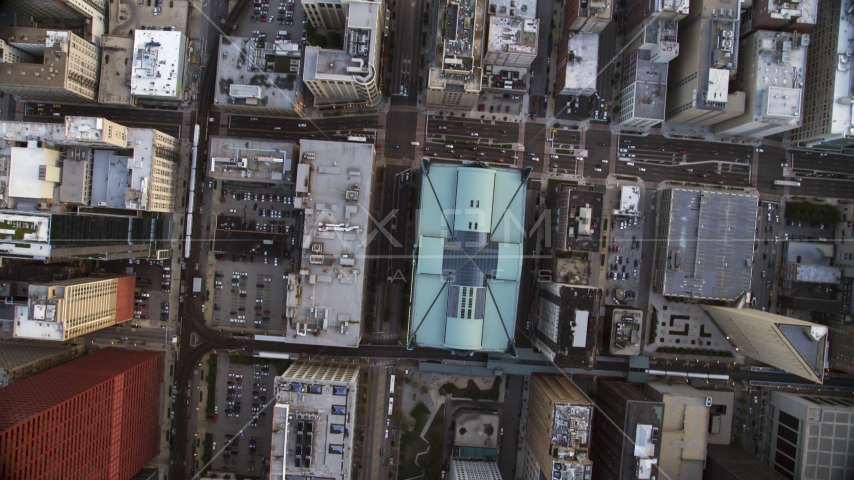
[383,111,419,158]
[388,0,426,106]
[227,114,379,142]
[23,102,184,138]
[361,365,391,480]
[585,129,613,179]
[423,116,522,165]
[751,200,783,313]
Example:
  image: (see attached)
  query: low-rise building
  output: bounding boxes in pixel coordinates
[790,0,854,149]
[549,183,603,252]
[610,309,643,356]
[302,1,382,109]
[426,0,486,109]
[11,274,136,341]
[130,30,187,102]
[1,0,106,45]
[215,35,304,116]
[208,136,294,183]
[0,28,99,102]
[287,140,374,348]
[556,32,599,97]
[524,374,593,480]
[98,35,137,106]
[0,339,85,387]
[409,160,529,354]
[562,0,612,34]
[716,31,808,138]
[451,459,503,479]
[270,362,359,480]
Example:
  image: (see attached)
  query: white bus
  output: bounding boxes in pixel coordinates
[347,135,367,142]
[388,397,394,416]
[389,374,395,394]
[252,351,292,360]
[774,180,801,187]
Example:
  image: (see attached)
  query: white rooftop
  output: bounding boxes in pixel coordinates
[827,8,854,141]
[288,140,374,348]
[753,32,807,121]
[616,186,641,216]
[302,2,379,83]
[559,33,598,95]
[131,30,185,99]
[487,0,537,19]
[792,264,842,284]
[486,15,538,55]
[7,146,61,202]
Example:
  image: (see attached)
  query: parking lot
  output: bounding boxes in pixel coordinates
[208,354,284,476]
[208,182,303,334]
[605,215,643,306]
[237,0,307,44]
[102,259,173,324]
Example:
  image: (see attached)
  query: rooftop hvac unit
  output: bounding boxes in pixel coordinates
[705,397,713,407]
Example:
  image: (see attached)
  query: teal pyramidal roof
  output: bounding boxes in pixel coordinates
[408,160,531,355]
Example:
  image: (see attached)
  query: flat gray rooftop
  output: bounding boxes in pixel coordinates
[629,51,667,121]
[657,189,758,301]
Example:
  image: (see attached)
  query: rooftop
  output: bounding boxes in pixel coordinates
[454,411,500,448]
[216,35,302,111]
[655,189,758,301]
[289,140,374,348]
[626,50,668,121]
[270,362,359,480]
[742,31,808,127]
[98,35,135,106]
[429,0,485,90]
[616,186,640,216]
[130,30,185,99]
[487,0,537,19]
[789,264,841,284]
[785,241,833,265]
[559,33,598,95]
[486,16,538,56]
[7,146,61,203]
[610,309,643,356]
[533,283,601,366]
[645,383,710,480]
[825,6,854,140]
[763,0,818,27]
[702,305,828,384]
[208,136,294,182]
[0,117,127,149]
[302,2,379,85]
[409,160,529,354]
[551,185,603,252]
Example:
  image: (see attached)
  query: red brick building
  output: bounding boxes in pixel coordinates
[0,347,164,480]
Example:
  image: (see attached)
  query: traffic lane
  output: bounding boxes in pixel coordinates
[791,149,854,174]
[795,179,854,199]
[427,118,519,138]
[229,115,378,131]
[756,146,788,193]
[623,135,753,160]
[614,161,749,185]
[25,102,184,123]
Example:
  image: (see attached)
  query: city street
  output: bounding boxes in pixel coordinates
[388,0,427,106]
[23,102,184,138]
[227,114,379,142]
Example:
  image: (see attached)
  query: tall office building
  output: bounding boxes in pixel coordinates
[130,30,186,102]
[715,30,808,138]
[483,0,539,71]
[270,362,360,480]
[523,374,593,480]
[1,0,106,44]
[701,305,828,384]
[0,28,99,102]
[301,0,353,31]
[789,0,854,149]
[554,0,610,97]
[665,0,746,126]
[12,274,136,341]
[426,0,486,109]
[0,347,164,480]
[590,381,663,480]
[761,391,854,480]
[0,339,85,387]
[0,211,172,261]
[827,315,854,374]
[532,283,600,366]
[626,0,689,37]
[741,0,819,37]
[302,1,383,108]
[704,444,788,480]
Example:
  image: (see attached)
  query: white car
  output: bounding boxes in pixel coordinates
[626,161,635,166]
[298,123,307,127]
[471,132,479,137]
[638,167,646,172]
[594,167,602,172]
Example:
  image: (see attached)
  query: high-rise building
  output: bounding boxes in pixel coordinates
[409,160,529,354]
[12,274,136,341]
[0,211,172,261]
[426,0,486,109]
[740,0,819,38]
[1,0,106,44]
[665,0,745,126]
[0,339,85,387]
[270,362,359,480]
[556,32,599,97]
[653,189,758,302]
[701,305,828,384]
[523,374,593,480]
[641,383,737,480]
[130,30,186,102]
[761,392,854,480]
[715,30,808,138]
[616,48,669,128]
[0,347,164,480]
[827,314,854,374]
[562,0,612,34]
[554,0,610,98]
[590,381,663,480]
[626,0,689,38]
[483,0,539,70]
[548,183,603,253]
[97,35,135,106]
[301,0,353,31]
[790,0,854,149]
[215,36,304,116]
[302,1,383,108]
[532,283,601,366]
[451,459,504,480]
[0,28,99,102]
[704,444,789,480]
